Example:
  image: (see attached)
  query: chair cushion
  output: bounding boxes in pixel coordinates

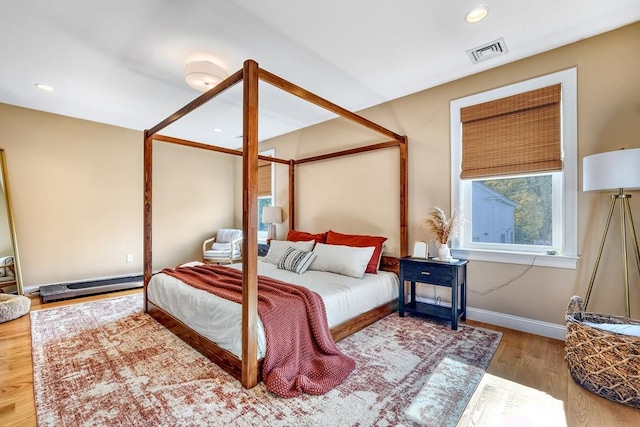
[211,242,232,251]
[204,249,241,258]
[217,229,243,243]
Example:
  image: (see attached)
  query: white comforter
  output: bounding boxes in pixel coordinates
[147,261,398,359]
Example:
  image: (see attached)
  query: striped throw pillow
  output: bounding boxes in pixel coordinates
[277,247,317,274]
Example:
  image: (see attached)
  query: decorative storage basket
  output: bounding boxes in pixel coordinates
[565,295,640,408]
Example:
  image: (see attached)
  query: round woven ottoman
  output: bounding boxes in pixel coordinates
[0,293,31,323]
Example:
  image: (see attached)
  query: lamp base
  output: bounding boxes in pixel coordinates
[584,191,640,317]
[267,223,276,241]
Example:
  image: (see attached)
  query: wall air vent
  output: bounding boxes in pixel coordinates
[466,37,508,64]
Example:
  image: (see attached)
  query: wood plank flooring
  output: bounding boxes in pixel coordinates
[1,289,638,426]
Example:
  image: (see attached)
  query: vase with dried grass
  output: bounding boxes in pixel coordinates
[424,207,459,260]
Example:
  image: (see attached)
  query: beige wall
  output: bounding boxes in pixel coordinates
[0,104,236,287]
[254,120,401,255]
[262,23,640,324]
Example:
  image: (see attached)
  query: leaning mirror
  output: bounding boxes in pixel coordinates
[0,148,23,295]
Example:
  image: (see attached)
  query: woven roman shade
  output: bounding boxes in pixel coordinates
[460,84,562,179]
[258,159,272,197]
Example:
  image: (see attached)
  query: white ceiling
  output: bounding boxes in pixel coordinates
[1,1,639,148]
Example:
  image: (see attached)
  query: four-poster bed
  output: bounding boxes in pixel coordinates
[143,59,408,390]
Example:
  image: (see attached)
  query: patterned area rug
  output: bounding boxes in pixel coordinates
[31,295,502,426]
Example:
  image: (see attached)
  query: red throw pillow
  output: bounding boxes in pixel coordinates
[325,230,387,274]
[286,230,328,245]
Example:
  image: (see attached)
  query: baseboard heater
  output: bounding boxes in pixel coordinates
[39,275,143,303]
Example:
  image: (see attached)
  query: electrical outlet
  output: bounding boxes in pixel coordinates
[126,254,133,263]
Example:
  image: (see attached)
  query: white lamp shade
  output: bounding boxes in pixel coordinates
[185,61,228,92]
[583,148,640,192]
[262,206,283,224]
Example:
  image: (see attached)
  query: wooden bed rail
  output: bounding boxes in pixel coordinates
[294,140,401,164]
[152,134,290,165]
[258,67,404,143]
[147,69,244,138]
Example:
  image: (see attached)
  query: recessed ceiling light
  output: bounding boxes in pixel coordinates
[35,83,54,91]
[214,128,223,133]
[465,5,489,23]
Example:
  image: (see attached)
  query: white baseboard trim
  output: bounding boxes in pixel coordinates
[415,296,566,341]
[467,306,566,341]
[23,285,41,295]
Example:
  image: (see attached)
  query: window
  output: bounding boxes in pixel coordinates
[257,149,275,242]
[450,69,578,268]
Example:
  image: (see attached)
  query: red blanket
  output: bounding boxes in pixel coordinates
[160,264,355,397]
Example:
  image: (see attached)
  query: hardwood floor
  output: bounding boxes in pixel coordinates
[1,289,638,426]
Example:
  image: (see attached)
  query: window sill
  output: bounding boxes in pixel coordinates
[451,248,578,269]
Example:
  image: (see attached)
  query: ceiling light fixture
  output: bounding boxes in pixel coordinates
[465,5,489,23]
[35,83,54,91]
[184,61,228,92]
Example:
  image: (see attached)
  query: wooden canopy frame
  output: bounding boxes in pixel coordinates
[144,59,408,389]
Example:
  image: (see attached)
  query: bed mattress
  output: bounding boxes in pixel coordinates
[147,261,398,359]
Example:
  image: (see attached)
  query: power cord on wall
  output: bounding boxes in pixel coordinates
[468,255,540,296]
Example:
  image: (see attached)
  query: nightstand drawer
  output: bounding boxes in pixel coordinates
[401,262,454,285]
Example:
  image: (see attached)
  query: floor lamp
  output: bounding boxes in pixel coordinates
[583,148,640,317]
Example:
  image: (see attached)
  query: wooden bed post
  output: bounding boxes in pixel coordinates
[143,131,153,311]
[400,136,408,257]
[241,59,259,389]
[289,160,295,231]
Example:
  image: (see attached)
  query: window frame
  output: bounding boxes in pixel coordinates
[257,148,275,243]
[450,68,578,269]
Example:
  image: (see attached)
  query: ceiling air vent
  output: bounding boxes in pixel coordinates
[466,37,508,64]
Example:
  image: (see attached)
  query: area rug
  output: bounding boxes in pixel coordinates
[31,295,502,427]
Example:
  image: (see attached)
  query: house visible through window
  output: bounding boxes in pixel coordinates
[472,176,552,246]
[450,68,578,268]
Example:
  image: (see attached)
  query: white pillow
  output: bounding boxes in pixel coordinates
[262,240,315,265]
[277,248,317,274]
[309,243,375,279]
[584,321,640,337]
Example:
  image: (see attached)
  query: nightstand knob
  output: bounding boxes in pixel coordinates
[421,271,431,276]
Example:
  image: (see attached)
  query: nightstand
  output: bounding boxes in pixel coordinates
[398,257,468,330]
[257,243,270,258]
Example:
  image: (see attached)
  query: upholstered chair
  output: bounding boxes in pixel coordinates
[202,229,243,264]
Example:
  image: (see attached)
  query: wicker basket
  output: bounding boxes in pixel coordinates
[565,295,640,408]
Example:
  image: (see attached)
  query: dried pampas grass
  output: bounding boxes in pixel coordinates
[425,207,459,245]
